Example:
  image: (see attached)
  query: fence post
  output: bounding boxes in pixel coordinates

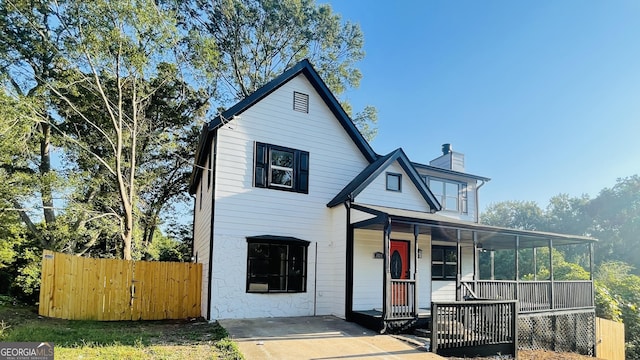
[513,301,519,359]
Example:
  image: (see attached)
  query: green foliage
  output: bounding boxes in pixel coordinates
[184,0,377,139]
[588,176,640,271]
[595,262,640,359]
[482,200,545,230]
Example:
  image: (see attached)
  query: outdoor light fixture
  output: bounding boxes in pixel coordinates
[417,249,423,258]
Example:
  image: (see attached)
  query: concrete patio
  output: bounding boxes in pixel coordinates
[219,315,445,360]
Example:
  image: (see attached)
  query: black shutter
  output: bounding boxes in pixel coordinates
[297,151,309,193]
[254,142,267,187]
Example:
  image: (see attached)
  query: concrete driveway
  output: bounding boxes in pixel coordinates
[219,315,446,360]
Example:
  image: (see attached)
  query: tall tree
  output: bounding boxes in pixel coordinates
[0,0,64,248]
[588,175,640,271]
[50,0,189,259]
[183,0,378,140]
[1,0,202,260]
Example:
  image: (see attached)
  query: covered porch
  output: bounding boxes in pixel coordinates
[345,203,596,334]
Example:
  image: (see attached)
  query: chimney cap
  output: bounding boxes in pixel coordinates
[442,143,452,155]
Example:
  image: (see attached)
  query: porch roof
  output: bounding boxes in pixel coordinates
[352,203,597,249]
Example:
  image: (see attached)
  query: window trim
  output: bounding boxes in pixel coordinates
[386,172,402,192]
[254,142,309,194]
[246,236,310,293]
[431,245,458,281]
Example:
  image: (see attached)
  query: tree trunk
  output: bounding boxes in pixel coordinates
[39,121,56,248]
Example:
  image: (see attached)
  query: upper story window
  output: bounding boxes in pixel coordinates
[254,142,309,194]
[423,176,468,213]
[386,172,402,192]
[293,91,309,113]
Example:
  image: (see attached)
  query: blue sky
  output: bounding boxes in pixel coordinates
[328,0,640,210]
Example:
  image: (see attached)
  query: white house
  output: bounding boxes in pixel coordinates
[189,60,596,356]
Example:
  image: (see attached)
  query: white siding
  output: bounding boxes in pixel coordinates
[356,162,432,212]
[209,74,370,319]
[193,144,215,318]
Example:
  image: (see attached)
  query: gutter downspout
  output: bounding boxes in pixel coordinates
[475,180,486,223]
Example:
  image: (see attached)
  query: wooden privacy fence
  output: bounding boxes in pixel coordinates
[596,317,625,360]
[39,250,202,321]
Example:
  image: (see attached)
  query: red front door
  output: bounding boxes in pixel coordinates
[390,240,410,305]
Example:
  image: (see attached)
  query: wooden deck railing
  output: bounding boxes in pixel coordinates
[387,279,416,319]
[431,300,518,357]
[461,280,593,313]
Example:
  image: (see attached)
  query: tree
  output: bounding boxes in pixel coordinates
[588,176,640,271]
[481,200,545,230]
[595,262,640,359]
[0,0,65,249]
[55,65,207,258]
[1,0,200,260]
[183,0,377,140]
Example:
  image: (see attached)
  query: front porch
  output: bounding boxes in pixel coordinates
[345,203,596,356]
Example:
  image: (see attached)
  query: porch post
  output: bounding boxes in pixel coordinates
[490,250,495,280]
[413,224,419,316]
[345,200,354,320]
[473,232,478,283]
[589,242,594,280]
[549,238,555,310]
[383,217,392,320]
[515,235,520,300]
[533,247,538,281]
[589,242,595,307]
[456,229,462,301]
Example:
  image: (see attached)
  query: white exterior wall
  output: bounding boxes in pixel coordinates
[193,147,214,317]
[356,162,432,212]
[352,229,432,311]
[209,74,369,319]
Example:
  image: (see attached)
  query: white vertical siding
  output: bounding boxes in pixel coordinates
[355,162,432,212]
[209,74,370,319]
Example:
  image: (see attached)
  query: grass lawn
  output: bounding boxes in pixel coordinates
[0,297,243,359]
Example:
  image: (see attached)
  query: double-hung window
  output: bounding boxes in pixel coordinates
[246,236,309,293]
[432,245,457,280]
[254,142,309,193]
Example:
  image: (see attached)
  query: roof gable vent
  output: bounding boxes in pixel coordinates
[293,91,309,113]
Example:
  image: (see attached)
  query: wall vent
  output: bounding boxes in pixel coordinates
[293,91,309,113]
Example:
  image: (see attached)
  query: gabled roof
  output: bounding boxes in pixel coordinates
[327,148,442,210]
[189,59,378,194]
